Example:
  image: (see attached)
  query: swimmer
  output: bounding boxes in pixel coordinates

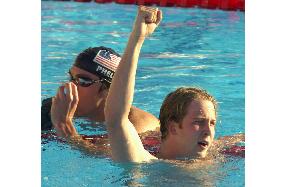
[105,6,226,162]
[42,47,160,138]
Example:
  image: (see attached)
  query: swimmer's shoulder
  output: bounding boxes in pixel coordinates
[211,133,245,157]
[129,106,160,133]
[215,133,245,145]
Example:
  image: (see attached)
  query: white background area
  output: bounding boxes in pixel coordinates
[1,0,284,186]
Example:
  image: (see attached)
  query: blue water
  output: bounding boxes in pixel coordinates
[42,1,244,186]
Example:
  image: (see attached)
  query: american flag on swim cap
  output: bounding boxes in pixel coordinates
[93,49,121,72]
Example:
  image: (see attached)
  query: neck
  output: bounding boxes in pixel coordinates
[159,138,209,160]
[75,97,106,122]
[86,106,105,122]
[158,137,194,160]
[158,138,179,159]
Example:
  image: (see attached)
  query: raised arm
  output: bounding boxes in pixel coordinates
[105,6,162,162]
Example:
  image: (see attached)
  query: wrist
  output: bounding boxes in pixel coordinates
[66,117,73,124]
[51,117,73,128]
[130,32,146,43]
[69,134,82,142]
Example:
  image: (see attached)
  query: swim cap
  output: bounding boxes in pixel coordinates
[73,46,121,87]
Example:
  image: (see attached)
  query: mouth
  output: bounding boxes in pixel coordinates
[198,140,209,149]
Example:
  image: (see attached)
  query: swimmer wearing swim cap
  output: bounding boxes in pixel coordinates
[73,46,121,88]
[41,45,160,137]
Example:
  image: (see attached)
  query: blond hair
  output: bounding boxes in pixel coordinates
[159,87,217,140]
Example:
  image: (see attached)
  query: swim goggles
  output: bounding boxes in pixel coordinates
[68,70,104,87]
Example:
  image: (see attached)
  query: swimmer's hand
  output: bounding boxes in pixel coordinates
[51,82,79,138]
[132,6,162,40]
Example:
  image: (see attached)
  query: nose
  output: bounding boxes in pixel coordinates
[202,120,211,136]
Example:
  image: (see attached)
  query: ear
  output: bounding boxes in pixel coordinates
[168,121,179,136]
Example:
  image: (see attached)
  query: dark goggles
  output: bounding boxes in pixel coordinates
[68,70,104,87]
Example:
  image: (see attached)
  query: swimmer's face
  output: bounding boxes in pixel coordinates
[69,66,107,116]
[175,99,216,159]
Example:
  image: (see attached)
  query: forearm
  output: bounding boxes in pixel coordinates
[67,135,108,156]
[105,34,145,124]
[52,118,78,138]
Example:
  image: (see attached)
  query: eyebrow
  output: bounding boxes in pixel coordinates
[71,73,94,79]
[192,117,216,121]
[76,74,92,78]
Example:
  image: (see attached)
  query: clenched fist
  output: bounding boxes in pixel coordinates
[132,6,163,39]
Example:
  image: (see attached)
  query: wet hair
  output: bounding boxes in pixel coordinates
[74,46,121,92]
[159,87,217,140]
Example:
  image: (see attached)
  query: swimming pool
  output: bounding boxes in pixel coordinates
[42,1,244,186]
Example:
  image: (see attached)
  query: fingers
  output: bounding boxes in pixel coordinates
[146,7,158,23]
[51,97,57,107]
[139,6,159,24]
[156,10,163,26]
[139,5,157,12]
[55,82,78,102]
[56,85,65,100]
[70,82,79,106]
[65,82,73,102]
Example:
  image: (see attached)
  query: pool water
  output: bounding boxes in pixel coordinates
[42,1,244,186]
